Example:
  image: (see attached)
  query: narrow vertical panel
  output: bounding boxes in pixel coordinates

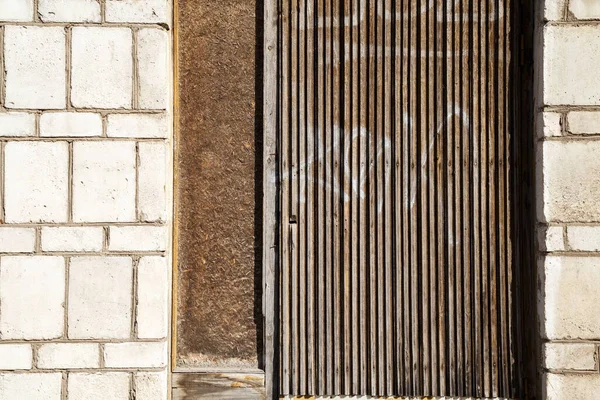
[342,0,353,394]
[358,0,369,393]
[350,0,361,393]
[305,0,316,392]
[280,0,292,392]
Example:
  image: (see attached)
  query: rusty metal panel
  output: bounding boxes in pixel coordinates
[274,0,528,397]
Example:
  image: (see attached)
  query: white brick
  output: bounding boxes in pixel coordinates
[103,342,167,368]
[135,371,168,400]
[538,226,565,252]
[40,112,102,137]
[4,141,69,223]
[541,141,600,222]
[568,111,600,135]
[109,226,167,252]
[68,256,132,339]
[71,27,133,109]
[546,373,600,400]
[542,256,600,339]
[570,0,600,19]
[0,373,62,399]
[105,0,169,23]
[543,342,597,371]
[545,0,566,21]
[106,113,168,138]
[0,227,36,253]
[72,141,136,222]
[545,25,600,105]
[0,0,33,21]
[139,142,167,222]
[68,373,130,400]
[37,343,99,369]
[539,112,562,138]
[137,257,168,338]
[0,112,35,137]
[39,0,101,22]
[0,256,65,339]
[4,26,65,109]
[41,226,104,252]
[567,226,600,251]
[0,344,32,370]
[137,29,169,109]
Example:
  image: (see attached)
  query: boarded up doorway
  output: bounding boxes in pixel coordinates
[263,0,536,398]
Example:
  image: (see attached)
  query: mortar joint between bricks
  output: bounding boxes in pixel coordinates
[132,28,140,110]
[31,342,41,370]
[131,256,141,340]
[65,26,73,111]
[63,256,70,340]
[61,371,68,400]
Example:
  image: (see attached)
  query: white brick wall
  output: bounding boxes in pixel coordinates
[540,4,600,398]
[0,1,171,396]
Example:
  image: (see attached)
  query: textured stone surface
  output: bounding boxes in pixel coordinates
[0,0,33,21]
[67,257,132,339]
[38,0,101,22]
[4,26,65,109]
[545,0,566,20]
[0,227,36,253]
[137,29,169,110]
[37,343,99,369]
[68,373,130,400]
[544,25,600,105]
[72,141,136,222]
[542,256,600,339]
[108,225,168,252]
[105,0,169,23]
[538,226,565,252]
[541,141,600,222]
[0,257,65,339]
[543,342,597,371]
[41,226,104,252]
[567,225,600,251]
[40,112,102,137]
[0,344,32,370]
[570,0,600,19]
[568,111,600,135]
[0,112,35,137]
[139,142,168,222]
[106,113,168,138]
[4,141,69,223]
[540,112,563,137]
[135,371,168,400]
[137,257,169,338]
[103,342,167,368]
[546,373,600,400]
[0,373,62,399]
[71,27,133,108]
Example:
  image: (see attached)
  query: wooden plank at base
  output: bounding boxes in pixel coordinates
[172,373,265,400]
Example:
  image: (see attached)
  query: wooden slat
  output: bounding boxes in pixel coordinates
[172,373,264,400]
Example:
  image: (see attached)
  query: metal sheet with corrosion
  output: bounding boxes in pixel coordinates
[275,0,529,397]
[175,0,261,369]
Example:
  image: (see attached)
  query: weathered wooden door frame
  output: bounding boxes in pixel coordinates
[261,1,537,399]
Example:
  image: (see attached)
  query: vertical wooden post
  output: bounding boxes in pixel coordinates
[263,0,279,397]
